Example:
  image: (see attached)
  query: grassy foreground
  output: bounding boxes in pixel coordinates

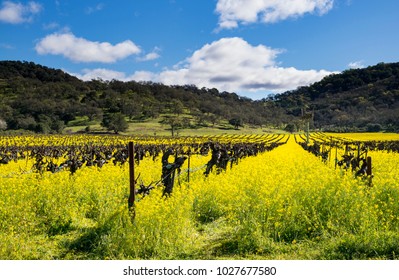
[1,135,399,259]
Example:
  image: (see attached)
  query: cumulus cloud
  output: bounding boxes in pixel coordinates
[157,37,333,93]
[72,68,129,81]
[0,1,42,24]
[72,68,157,83]
[73,37,334,96]
[136,47,161,62]
[216,0,334,29]
[130,71,158,82]
[35,32,141,63]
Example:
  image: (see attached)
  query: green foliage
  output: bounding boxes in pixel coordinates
[271,62,399,131]
[366,123,383,132]
[284,123,297,133]
[160,115,192,136]
[1,60,399,134]
[0,61,270,133]
[228,118,243,129]
[325,232,399,259]
[101,113,129,134]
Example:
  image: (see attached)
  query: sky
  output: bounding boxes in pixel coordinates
[1,0,398,100]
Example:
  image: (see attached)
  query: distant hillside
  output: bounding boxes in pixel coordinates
[0,60,81,83]
[0,60,399,134]
[267,62,399,132]
[0,60,275,134]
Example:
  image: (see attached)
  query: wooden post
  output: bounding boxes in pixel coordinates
[171,150,178,189]
[128,142,135,212]
[366,156,372,176]
[335,145,338,169]
[187,151,191,183]
[367,156,372,187]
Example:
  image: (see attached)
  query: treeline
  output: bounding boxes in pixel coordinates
[0,61,288,134]
[268,62,399,132]
[1,60,399,134]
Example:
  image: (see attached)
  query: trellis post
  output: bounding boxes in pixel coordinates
[367,156,373,187]
[335,144,338,169]
[128,142,135,214]
[187,150,191,183]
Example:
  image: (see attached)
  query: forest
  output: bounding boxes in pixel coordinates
[0,60,398,134]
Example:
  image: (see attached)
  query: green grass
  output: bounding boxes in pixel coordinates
[63,116,284,136]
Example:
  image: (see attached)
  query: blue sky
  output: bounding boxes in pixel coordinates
[1,0,398,100]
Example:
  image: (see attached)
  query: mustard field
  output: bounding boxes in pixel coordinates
[1,133,399,260]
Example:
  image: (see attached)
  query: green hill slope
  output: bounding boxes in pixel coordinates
[268,62,399,131]
[1,60,399,134]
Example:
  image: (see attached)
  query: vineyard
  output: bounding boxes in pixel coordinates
[1,133,399,260]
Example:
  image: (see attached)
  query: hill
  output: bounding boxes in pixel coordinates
[0,60,273,134]
[267,62,399,132]
[0,60,399,134]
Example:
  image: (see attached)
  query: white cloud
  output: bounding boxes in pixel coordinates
[0,1,42,24]
[130,71,158,82]
[72,68,157,83]
[156,37,333,93]
[215,0,334,30]
[35,32,141,63]
[136,47,161,62]
[72,68,128,81]
[348,60,365,69]
[42,22,60,30]
[72,37,334,96]
[137,52,160,61]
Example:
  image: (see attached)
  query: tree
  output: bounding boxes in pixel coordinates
[229,118,243,129]
[171,99,184,115]
[366,123,383,132]
[284,123,297,133]
[160,116,183,136]
[122,100,141,120]
[206,114,220,127]
[101,113,129,134]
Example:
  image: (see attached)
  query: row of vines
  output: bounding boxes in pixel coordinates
[1,132,399,259]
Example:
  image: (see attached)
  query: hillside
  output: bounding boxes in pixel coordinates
[0,60,274,134]
[268,62,399,132]
[0,60,399,134]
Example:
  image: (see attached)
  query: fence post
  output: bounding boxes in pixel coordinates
[128,142,135,214]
